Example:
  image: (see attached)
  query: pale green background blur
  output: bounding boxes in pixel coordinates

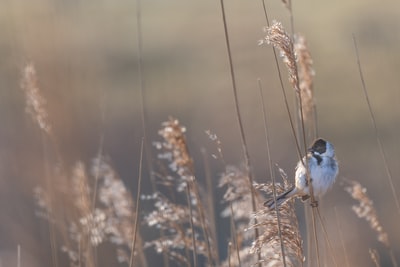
[0,0,399,266]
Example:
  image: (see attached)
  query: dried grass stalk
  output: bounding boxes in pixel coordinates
[259,21,299,93]
[70,162,97,267]
[143,193,209,257]
[20,63,52,134]
[344,181,398,267]
[147,118,215,265]
[219,166,254,223]
[158,117,194,182]
[294,35,315,123]
[219,166,258,267]
[369,248,381,267]
[93,156,148,265]
[21,62,61,266]
[35,157,147,267]
[344,180,389,247]
[219,167,304,267]
[249,180,304,267]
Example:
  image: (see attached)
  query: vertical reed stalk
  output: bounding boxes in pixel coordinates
[352,34,400,217]
[201,148,219,263]
[191,181,214,265]
[136,0,157,191]
[219,0,261,265]
[229,202,241,266]
[258,79,287,267]
[186,181,198,267]
[42,137,59,267]
[130,139,145,267]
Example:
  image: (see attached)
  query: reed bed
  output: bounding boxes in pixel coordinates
[7,1,400,267]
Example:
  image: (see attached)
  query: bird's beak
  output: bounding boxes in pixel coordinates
[308,147,314,153]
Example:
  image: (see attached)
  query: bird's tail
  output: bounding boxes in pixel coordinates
[264,187,298,210]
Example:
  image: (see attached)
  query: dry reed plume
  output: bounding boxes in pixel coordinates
[157,118,194,185]
[260,21,317,130]
[219,166,259,266]
[259,21,299,93]
[219,166,303,267]
[344,180,389,247]
[145,118,215,265]
[143,193,207,266]
[35,156,147,267]
[219,166,254,223]
[345,179,398,267]
[369,248,381,267]
[294,35,315,124]
[250,169,303,267]
[20,62,52,135]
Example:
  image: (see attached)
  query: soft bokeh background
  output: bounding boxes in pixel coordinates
[1,0,399,266]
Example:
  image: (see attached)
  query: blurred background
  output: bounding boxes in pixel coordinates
[0,0,399,266]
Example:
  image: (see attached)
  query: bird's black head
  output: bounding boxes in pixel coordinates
[309,138,327,155]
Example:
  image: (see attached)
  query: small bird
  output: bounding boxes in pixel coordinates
[264,138,338,209]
